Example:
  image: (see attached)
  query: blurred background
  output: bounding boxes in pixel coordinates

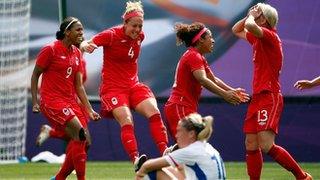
[1,0,320,163]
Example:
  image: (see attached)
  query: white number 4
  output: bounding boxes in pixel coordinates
[128,47,134,58]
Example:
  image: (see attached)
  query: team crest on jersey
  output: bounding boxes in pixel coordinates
[111,97,118,105]
[62,108,70,116]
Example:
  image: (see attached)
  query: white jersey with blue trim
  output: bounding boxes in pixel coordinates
[164,141,226,180]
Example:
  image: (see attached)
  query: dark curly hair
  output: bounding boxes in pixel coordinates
[175,22,208,47]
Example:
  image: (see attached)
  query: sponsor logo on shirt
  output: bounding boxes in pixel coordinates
[121,40,127,43]
[60,56,66,59]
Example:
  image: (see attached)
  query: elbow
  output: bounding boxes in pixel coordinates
[231,26,238,34]
[198,78,207,87]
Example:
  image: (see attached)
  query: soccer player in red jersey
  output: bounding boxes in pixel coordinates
[35,37,93,151]
[31,17,100,180]
[80,1,168,171]
[294,76,320,90]
[232,3,312,180]
[164,22,249,139]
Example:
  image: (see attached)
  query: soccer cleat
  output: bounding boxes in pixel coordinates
[300,172,313,180]
[134,154,147,172]
[162,143,179,156]
[36,124,51,146]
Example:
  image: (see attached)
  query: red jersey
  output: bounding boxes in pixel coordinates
[36,40,82,105]
[246,27,283,94]
[167,47,212,111]
[92,25,144,91]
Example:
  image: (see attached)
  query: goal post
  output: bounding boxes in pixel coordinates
[0,0,30,163]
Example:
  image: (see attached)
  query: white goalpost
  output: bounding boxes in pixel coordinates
[0,0,30,163]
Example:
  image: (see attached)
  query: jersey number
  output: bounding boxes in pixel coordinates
[128,47,134,58]
[66,67,72,78]
[257,110,268,123]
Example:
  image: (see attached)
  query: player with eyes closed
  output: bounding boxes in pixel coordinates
[80,1,168,172]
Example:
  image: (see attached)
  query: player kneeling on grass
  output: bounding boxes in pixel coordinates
[135,113,226,180]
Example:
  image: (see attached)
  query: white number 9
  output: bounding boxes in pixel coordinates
[66,67,72,78]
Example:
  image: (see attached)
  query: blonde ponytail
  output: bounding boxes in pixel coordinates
[197,116,214,141]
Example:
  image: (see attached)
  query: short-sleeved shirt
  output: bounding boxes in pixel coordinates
[246,27,283,94]
[165,141,226,180]
[167,47,212,111]
[36,40,82,106]
[92,25,144,92]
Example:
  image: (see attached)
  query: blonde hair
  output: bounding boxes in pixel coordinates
[181,113,214,141]
[258,3,278,29]
[123,1,144,15]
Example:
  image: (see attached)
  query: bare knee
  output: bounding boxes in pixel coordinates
[258,140,273,153]
[112,107,133,126]
[245,135,259,150]
[117,116,133,127]
[245,139,258,150]
[258,131,275,153]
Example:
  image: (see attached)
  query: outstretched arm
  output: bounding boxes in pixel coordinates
[294,76,320,90]
[193,69,247,105]
[206,71,250,103]
[80,39,98,53]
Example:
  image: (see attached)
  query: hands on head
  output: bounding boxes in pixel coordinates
[248,4,262,19]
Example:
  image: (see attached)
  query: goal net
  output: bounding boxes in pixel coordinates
[0,0,30,163]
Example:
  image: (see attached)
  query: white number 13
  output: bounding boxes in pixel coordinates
[258,110,268,123]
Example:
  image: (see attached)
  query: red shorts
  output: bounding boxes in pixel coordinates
[243,91,283,134]
[164,101,196,138]
[100,83,155,118]
[40,101,88,134]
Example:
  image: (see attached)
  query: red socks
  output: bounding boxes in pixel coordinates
[55,141,74,180]
[121,124,139,162]
[121,114,168,161]
[55,140,87,180]
[246,149,263,180]
[268,144,306,179]
[148,114,168,154]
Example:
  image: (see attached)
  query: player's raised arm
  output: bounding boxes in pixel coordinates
[294,76,320,90]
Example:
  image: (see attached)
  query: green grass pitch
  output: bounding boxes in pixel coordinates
[0,162,318,179]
